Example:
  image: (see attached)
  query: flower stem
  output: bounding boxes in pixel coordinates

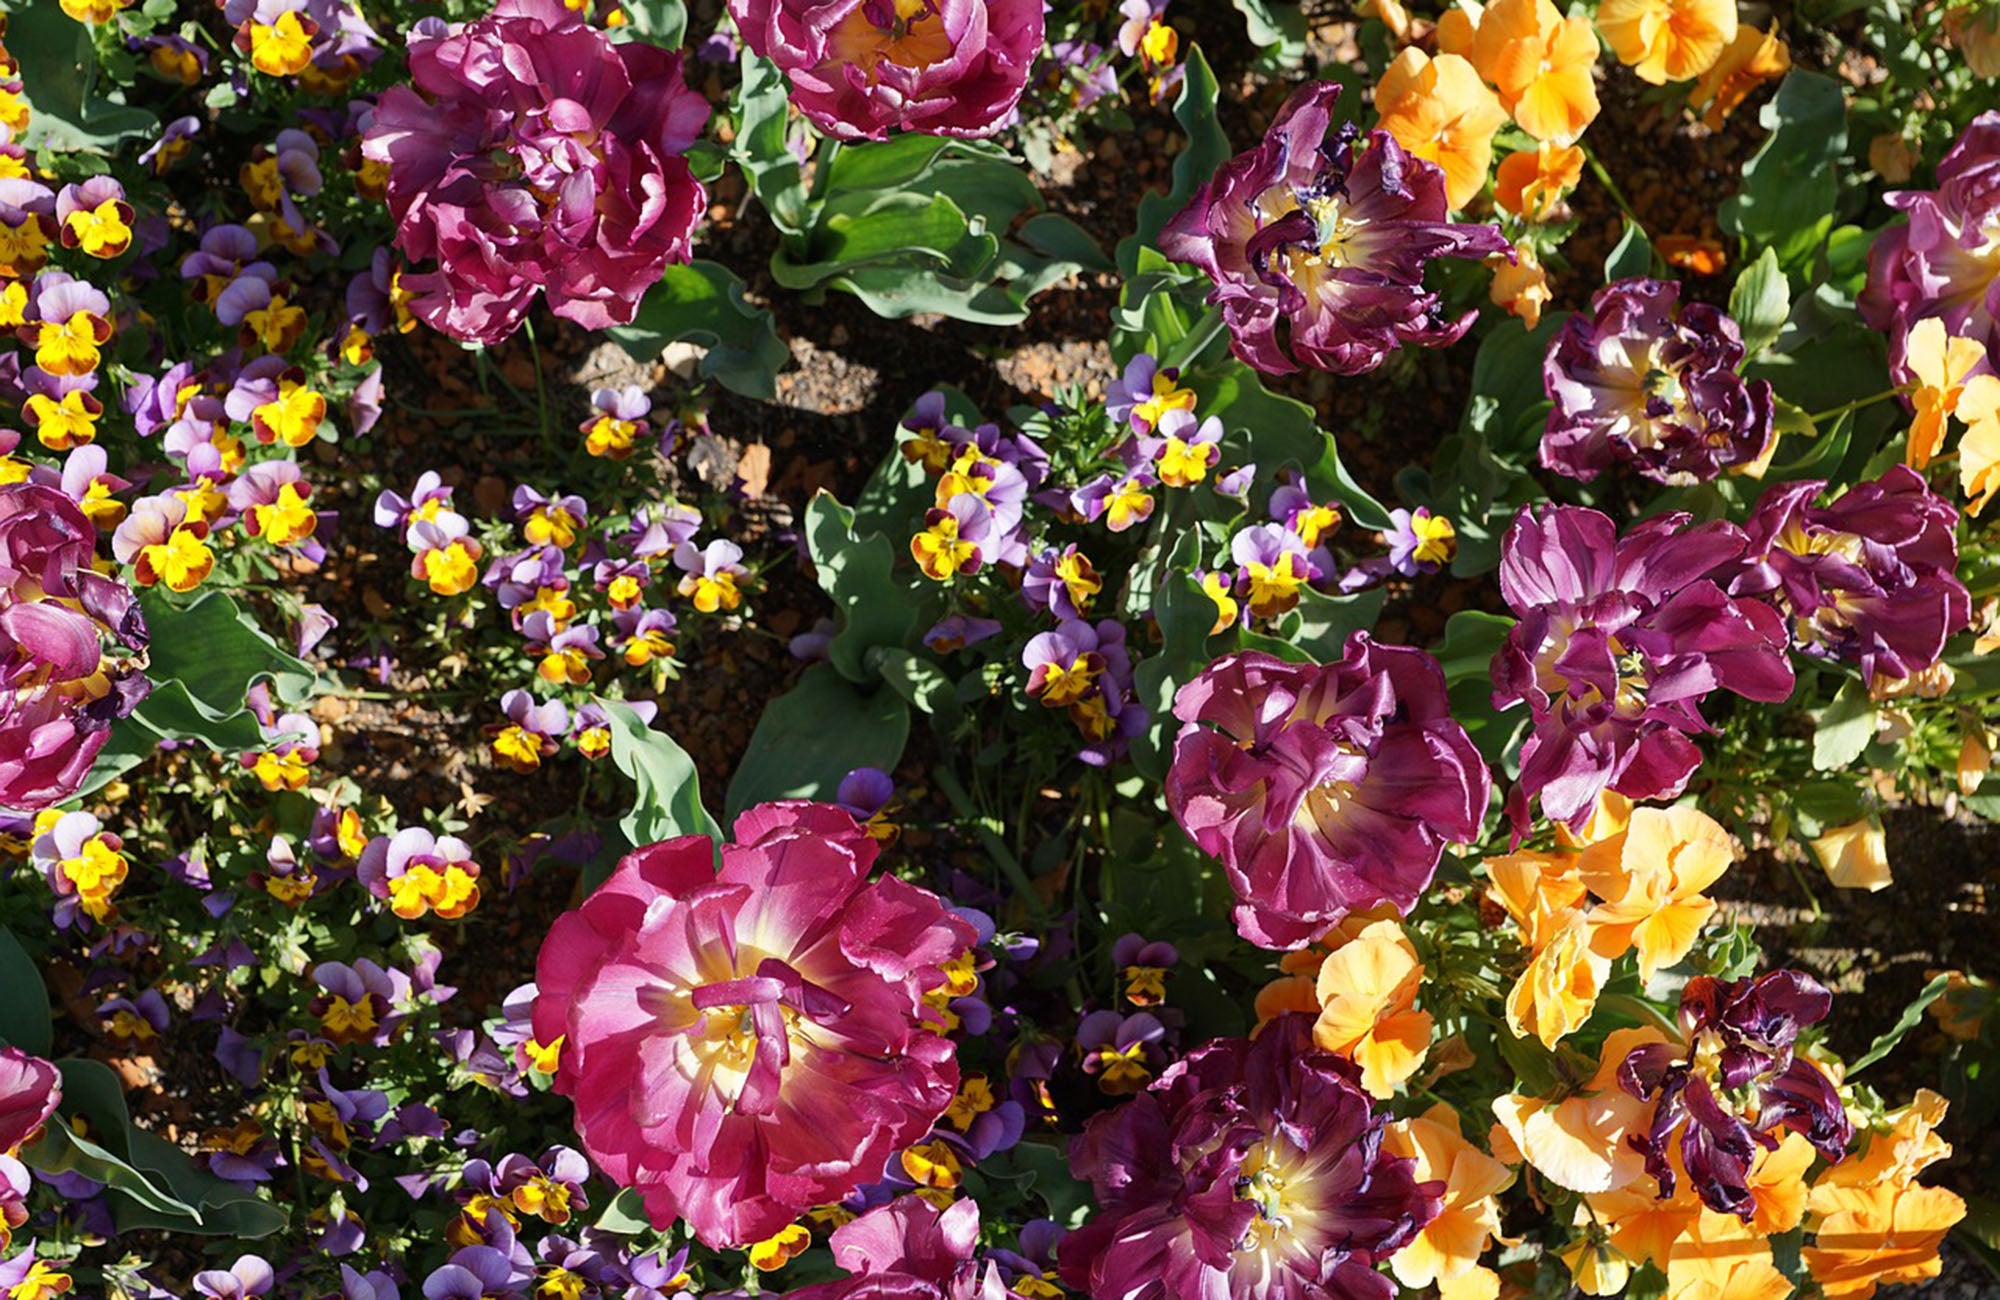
[1807,388,1902,423]
[1581,143,1646,237]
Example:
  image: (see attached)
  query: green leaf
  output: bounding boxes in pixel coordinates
[1728,246,1791,359]
[115,1129,287,1238]
[733,53,809,235]
[725,665,910,819]
[1605,220,1655,283]
[1230,0,1308,61]
[601,702,722,874]
[992,1139,1094,1226]
[1131,531,1215,782]
[804,493,922,684]
[1846,971,1953,1075]
[135,587,318,750]
[594,1187,653,1235]
[776,194,971,287]
[870,647,958,723]
[617,0,686,46]
[1192,361,1391,528]
[24,1061,186,1222]
[1812,679,1877,772]
[1289,587,1386,661]
[1434,611,1521,767]
[1122,46,1229,275]
[1719,72,1846,273]
[7,2,157,153]
[0,928,51,1056]
[607,261,789,399]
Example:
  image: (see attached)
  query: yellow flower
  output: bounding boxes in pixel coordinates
[34,313,107,377]
[137,525,215,592]
[900,1139,964,1189]
[524,506,581,549]
[253,381,327,446]
[265,869,316,905]
[1807,817,1891,892]
[244,294,307,351]
[677,571,742,614]
[319,995,378,1040]
[248,484,319,547]
[249,11,317,77]
[1310,919,1433,1098]
[1576,805,1735,980]
[251,748,311,791]
[1199,570,1239,634]
[525,1035,564,1074]
[943,1074,996,1130]
[1485,848,1588,950]
[4,1260,72,1300]
[1375,49,1508,210]
[746,1223,812,1272]
[64,200,133,258]
[1131,368,1197,430]
[1489,243,1551,329]
[1384,1105,1514,1298]
[1803,1183,1966,1299]
[911,514,979,581]
[1903,316,1988,468]
[26,390,100,451]
[420,542,482,596]
[585,415,639,459]
[1598,0,1738,84]
[1688,24,1790,129]
[60,0,125,21]
[1504,909,1608,1047]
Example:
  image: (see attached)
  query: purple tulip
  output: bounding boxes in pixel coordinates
[1542,277,1776,484]
[361,0,710,343]
[1732,466,1970,683]
[1060,1014,1440,1300]
[0,1047,60,1153]
[1862,110,2000,377]
[732,0,1042,142]
[1167,639,1490,950]
[1492,504,1794,834]
[1160,80,1509,376]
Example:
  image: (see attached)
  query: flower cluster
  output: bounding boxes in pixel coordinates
[362,0,709,342]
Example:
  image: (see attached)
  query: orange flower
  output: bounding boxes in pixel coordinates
[1385,1104,1514,1300]
[1310,918,1434,1097]
[1807,818,1891,893]
[1490,243,1552,329]
[1658,234,1729,275]
[1928,970,1990,1041]
[1802,1090,1965,1300]
[1466,0,1601,141]
[1687,24,1789,129]
[1946,5,2000,76]
[1491,1028,1663,1194]
[1576,805,1734,980]
[1495,142,1586,221]
[1598,0,1738,84]
[1376,49,1508,210]
[1664,1210,1794,1300]
[1484,849,1587,949]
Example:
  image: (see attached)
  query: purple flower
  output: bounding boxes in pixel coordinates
[922,615,1002,653]
[1542,277,1776,484]
[1492,505,1794,834]
[1167,641,1490,949]
[0,1046,60,1152]
[1160,81,1509,376]
[1060,1013,1441,1300]
[361,0,710,343]
[1620,971,1851,1219]
[192,1255,274,1300]
[783,1197,1004,1300]
[1023,543,1101,620]
[1732,466,1970,683]
[1862,110,2000,376]
[731,0,1043,141]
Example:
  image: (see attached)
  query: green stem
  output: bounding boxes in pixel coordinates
[1163,304,1227,373]
[933,764,1047,922]
[1581,143,1646,235]
[1807,388,1902,423]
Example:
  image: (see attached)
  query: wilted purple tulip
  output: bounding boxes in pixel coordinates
[1541,277,1776,484]
[1168,638,1490,949]
[1863,110,2000,375]
[732,0,1043,141]
[0,1047,60,1153]
[1160,80,1509,376]
[362,0,710,343]
[1620,971,1851,1220]
[1732,466,1970,683]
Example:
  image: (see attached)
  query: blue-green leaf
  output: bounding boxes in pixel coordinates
[725,665,910,818]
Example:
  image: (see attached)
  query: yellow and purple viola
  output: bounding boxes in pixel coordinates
[530,802,974,1248]
[1159,81,1509,376]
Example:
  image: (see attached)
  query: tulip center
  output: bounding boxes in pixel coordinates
[1236,1136,1320,1255]
[829,0,953,73]
[684,957,852,1115]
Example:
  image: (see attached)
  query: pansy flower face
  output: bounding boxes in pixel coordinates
[1160,81,1509,376]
